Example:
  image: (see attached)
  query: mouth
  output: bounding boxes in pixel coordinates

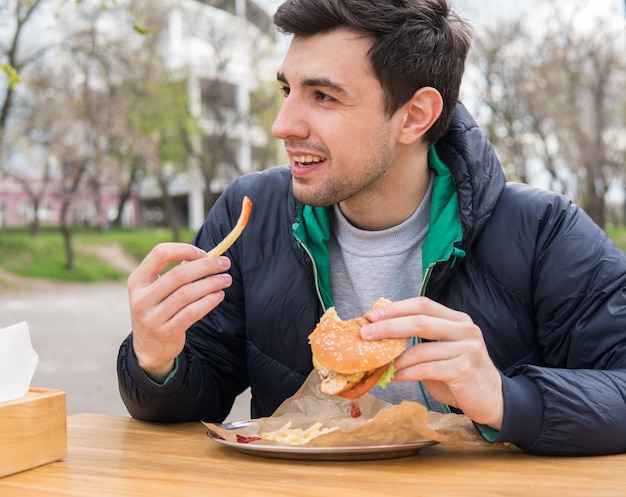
[291,154,325,167]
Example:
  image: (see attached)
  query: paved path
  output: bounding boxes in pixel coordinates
[0,280,250,421]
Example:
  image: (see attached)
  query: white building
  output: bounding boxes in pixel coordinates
[136,0,280,229]
[0,0,280,229]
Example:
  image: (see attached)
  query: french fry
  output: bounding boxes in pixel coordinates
[207,196,253,257]
[261,421,339,445]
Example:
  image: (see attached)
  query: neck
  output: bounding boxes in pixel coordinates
[339,145,431,231]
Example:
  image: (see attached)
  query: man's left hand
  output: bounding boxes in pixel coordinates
[361,296,504,429]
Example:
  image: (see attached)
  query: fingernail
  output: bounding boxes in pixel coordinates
[360,324,376,340]
[368,309,382,321]
[217,257,231,269]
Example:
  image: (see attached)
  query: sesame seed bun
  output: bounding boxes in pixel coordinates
[308,298,408,374]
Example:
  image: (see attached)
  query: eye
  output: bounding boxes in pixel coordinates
[314,91,336,103]
[279,85,290,97]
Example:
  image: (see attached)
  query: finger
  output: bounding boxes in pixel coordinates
[128,242,209,288]
[361,313,475,342]
[154,254,230,299]
[393,348,472,392]
[393,340,465,372]
[393,337,493,393]
[157,272,232,325]
[367,296,471,324]
[392,347,503,423]
[131,272,231,342]
[130,257,231,322]
[392,359,452,383]
[161,287,228,336]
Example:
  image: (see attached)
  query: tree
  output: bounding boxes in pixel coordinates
[122,0,282,233]
[129,78,199,242]
[469,2,626,227]
[1,0,136,235]
[469,21,534,185]
[4,0,152,268]
[0,0,49,145]
[0,0,54,233]
[2,0,282,251]
[0,139,53,237]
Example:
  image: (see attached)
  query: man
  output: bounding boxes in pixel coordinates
[117,0,626,456]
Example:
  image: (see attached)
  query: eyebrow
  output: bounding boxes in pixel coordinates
[276,71,348,96]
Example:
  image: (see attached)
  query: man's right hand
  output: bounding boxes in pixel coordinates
[127,242,233,383]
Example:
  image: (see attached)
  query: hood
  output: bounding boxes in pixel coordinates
[434,102,506,251]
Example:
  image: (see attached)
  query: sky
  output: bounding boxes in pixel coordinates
[259,0,625,66]
[258,0,625,29]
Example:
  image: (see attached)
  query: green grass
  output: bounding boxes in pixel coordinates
[1,225,625,284]
[77,227,195,264]
[606,225,626,253]
[0,227,195,283]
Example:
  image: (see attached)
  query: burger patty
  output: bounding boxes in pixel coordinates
[316,363,368,396]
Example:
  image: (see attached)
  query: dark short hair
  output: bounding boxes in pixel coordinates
[273,0,472,144]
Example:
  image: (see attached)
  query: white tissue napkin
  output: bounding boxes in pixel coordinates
[0,321,39,403]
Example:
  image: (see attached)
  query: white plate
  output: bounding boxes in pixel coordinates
[207,419,438,461]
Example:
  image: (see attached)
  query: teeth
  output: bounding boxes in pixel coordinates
[293,155,322,164]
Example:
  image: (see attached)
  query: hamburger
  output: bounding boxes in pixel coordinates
[308,298,409,401]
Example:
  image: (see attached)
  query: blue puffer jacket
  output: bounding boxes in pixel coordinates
[118,103,626,456]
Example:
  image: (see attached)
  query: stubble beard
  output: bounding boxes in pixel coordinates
[292,125,393,207]
[292,164,389,207]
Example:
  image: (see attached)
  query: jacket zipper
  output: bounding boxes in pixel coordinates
[415,262,451,414]
[411,263,434,349]
[293,231,326,310]
[419,263,435,297]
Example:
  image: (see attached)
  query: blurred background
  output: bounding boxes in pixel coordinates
[1,0,625,421]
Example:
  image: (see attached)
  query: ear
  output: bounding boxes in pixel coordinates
[396,87,443,145]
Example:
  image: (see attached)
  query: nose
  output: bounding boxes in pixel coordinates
[272,94,309,140]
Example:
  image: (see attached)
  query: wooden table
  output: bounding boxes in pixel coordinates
[1,413,624,496]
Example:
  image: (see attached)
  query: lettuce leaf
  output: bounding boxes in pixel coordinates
[377,362,396,390]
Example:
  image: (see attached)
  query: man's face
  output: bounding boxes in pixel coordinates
[272,28,403,208]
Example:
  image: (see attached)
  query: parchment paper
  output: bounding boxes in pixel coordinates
[205,372,509,449]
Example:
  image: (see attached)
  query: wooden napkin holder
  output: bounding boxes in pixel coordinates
[0,388,67,478]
